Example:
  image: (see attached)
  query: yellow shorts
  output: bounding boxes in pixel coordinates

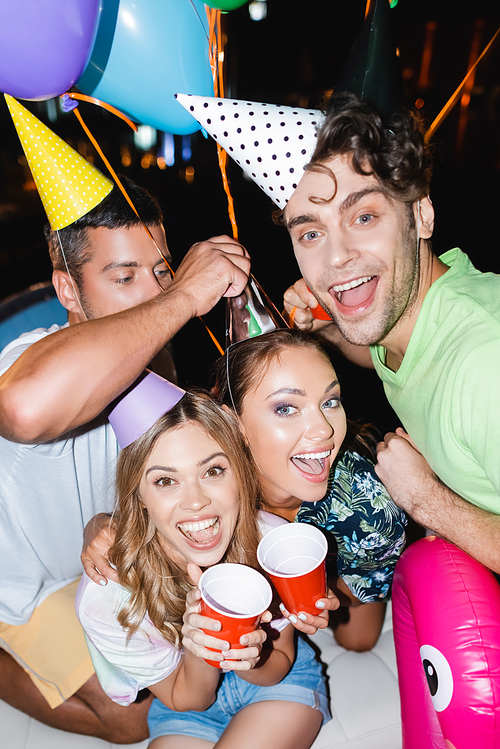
[0,578,94,708]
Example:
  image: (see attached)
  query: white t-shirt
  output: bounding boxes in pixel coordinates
[0,326,119,625]
[76,511,288,705]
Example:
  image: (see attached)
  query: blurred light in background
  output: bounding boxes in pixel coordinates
[134,125,157,151]
[160,132,176,167]
[249,1,267,22]
[181,135,192,163]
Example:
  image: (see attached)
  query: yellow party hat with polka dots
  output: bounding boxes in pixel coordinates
[5,94,113,230]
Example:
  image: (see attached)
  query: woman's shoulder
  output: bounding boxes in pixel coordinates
[75,574,181,706]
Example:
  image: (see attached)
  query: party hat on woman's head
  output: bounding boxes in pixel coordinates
[225,276,288,349]
[109,372,186,449]
[5,94,113,230]
[175,94,323,207]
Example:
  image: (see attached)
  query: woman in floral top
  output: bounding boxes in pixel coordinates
[214,329,406,651]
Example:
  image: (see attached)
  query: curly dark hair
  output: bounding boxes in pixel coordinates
[44,176,163,289]
[308,91,433,205]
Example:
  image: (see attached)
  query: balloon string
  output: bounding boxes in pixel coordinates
[66,93,138,131]
[69,100,224,356]
[425,24,500,143]
[70,105,174,275]
[206,8,239,241]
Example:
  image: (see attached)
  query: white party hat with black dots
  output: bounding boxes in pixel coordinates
[5,94,113,230]
[175,93,323,207]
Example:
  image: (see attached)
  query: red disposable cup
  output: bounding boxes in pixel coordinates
[305,285,332,320]
[311,304,332,321]
[199,563,272,668]
[257,524,327,616]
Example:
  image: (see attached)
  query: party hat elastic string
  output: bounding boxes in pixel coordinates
[56,230,88,320]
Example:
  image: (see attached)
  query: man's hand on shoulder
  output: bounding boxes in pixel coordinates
[169,235,251,319]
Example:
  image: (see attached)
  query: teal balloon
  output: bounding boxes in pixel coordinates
[76,0,212,135]
[204,0,248,9]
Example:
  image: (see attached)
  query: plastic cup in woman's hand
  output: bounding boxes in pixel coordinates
[257,524,327,617]
[199,563,272,668]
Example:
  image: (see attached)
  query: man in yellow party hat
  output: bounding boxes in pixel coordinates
[0,96,251,740]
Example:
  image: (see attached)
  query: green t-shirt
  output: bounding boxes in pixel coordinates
[371,248,500,515]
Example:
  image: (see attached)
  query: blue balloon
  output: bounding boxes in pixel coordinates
[76,0,212,135]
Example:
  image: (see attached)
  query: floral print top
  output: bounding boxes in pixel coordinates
[296,450,407,603]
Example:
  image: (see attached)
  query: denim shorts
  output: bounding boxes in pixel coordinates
[148,635,330,743]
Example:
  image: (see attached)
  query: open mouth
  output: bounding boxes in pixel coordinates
[332,275,376,309]
[177,517,220,544]
[291,449,331,476]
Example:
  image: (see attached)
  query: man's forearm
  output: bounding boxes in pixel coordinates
[376,429,500,574]
[0,237,250,444]
[0,287,193,443]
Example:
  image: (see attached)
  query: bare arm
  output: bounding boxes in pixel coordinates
[146,582,223,712]
[0,237,250,444]
[376,428,500,574]
[283,278,374,368]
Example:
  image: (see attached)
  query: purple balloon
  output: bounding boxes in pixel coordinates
[0,0,101,100]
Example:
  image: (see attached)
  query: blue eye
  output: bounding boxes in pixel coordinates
[275,404,298,417]
[156,267,172,278]
[322,396,342,410]
[303,230,320,241]
[356,214,373,225]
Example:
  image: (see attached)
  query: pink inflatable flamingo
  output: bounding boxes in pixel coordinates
[392,536,500,748]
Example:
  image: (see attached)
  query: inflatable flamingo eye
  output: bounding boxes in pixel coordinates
[419,644,454,712]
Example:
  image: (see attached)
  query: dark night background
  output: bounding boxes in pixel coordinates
[0,0,499,447]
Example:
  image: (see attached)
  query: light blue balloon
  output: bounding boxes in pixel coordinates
[76,0,212,134]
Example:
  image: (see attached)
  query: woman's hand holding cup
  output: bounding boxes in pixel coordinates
[279,588,340,635]
[185,562,273,670]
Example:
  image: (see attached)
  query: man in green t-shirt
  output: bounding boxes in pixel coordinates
[283,90,500,575]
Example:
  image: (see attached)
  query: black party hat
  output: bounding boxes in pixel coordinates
[333,0,404,122]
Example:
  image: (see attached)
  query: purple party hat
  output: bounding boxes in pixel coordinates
[175,94,322,207]
[109,372,185,449]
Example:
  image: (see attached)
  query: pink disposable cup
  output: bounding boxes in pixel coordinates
[257,524,327,616]
[199,563,272,668]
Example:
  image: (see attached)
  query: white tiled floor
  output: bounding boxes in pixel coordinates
[1,604,401,749]
[0,700,149,749]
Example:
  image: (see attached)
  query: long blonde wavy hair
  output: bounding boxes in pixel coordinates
[108,390,262,645]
